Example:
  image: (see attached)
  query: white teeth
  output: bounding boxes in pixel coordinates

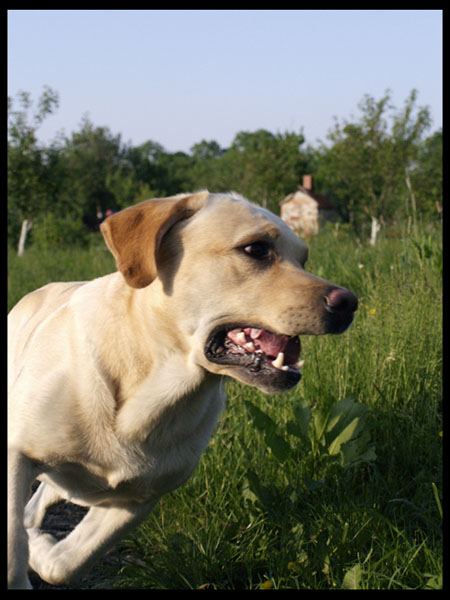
[272,352,284,369]
[236,331,246,344]
[271,356,305,372]
[229,328,304,373]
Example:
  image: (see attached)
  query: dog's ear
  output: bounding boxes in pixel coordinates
[100,192,208,288]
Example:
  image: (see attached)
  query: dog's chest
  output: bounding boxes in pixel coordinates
[39,378,225,506]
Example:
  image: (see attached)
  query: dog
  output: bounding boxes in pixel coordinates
[8,191,357,588]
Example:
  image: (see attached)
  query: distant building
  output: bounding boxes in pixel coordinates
[280,175,338,240]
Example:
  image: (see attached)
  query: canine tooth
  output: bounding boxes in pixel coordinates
[297,359,305,369]
[236,332,246,344]
[281,365,289,371]
[272,352,284,369]
[244,342,255,352]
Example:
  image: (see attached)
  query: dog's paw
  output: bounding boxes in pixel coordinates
[27,529,60,582]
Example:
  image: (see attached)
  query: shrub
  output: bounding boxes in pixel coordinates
[31,212,90,250]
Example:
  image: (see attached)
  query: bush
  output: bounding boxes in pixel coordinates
[31,212,90,250]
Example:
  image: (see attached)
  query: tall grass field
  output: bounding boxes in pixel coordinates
[8,221,442,589]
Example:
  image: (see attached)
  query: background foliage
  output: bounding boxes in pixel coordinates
[8,86,442,249]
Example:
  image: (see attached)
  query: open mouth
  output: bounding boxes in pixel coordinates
[204,325,304,392]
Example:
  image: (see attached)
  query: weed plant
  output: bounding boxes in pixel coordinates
[7,221,442,589]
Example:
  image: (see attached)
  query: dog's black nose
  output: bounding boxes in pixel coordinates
[323,287,358,334]
[324,287,358,314]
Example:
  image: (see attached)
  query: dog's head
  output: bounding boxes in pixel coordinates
[101,191,357,394]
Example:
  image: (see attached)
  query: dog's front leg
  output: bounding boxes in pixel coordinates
[27,498,158,586]
[24,481,66,529]
[7,450,36,589]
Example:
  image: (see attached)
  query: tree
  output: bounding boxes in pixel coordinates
[188,140,225,192]
[409,129,442,217]
[154,151,195,197]
[61,117,123,227]
[105,140,165,208]
[121,141,196,198]
[313,90,432,230]
[8,86,60,248]
[190,140,224,161]
[215,129,309,214]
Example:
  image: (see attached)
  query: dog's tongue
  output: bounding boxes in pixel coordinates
[245,328,289,358]
[228,327,301,365]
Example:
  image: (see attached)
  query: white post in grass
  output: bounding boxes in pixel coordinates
[18,219,32,256]
[370,216,380,246]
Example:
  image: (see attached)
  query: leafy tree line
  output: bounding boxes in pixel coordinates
[8,86,441,250]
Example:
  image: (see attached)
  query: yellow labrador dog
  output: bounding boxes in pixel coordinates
[8,191,357,588]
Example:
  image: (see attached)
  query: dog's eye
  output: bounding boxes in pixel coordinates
[242,241,272,260]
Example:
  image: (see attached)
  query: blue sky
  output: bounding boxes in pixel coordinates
[8,9,442,153]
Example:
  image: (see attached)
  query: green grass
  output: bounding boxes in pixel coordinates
[8,222,442,589]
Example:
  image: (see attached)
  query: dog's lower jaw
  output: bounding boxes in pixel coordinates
[203,358,302,394]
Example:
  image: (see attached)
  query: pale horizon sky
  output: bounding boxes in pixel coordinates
[8,9,442,153]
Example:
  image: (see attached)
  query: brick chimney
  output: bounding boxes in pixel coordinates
[302,175,313,191]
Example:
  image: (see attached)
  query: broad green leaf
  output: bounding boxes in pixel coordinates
[326,398,367,437]
[342,564,362,589]
[266,431,291,463]
[291,402,312,440]
[244,469,276,510]
[340,439,377,468]
[312,410,330,445]
[286,420,305,440]
[328,417,362,456]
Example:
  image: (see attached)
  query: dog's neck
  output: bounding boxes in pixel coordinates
[75,272,219,443]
